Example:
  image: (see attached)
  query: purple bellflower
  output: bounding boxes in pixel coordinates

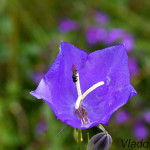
[30,41,136,129]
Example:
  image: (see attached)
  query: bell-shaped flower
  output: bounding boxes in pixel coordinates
[30,41,136,129]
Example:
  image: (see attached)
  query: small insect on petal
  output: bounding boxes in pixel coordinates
[87,132,112,150]
[72,64,78,82]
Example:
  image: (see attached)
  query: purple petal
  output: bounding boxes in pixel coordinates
[30,42,136,129]
[81,45,136,125]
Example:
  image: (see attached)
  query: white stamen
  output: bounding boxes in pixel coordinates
[82,81,104,100]
[76,72,82,96]
[74,71,104,109]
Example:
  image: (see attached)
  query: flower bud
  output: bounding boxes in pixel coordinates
[87,132,112,150]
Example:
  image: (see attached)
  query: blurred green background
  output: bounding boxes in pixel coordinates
[0,0,150,150]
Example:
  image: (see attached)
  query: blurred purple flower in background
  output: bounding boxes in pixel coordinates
[105,29,134,51]
[30,42,136,129]
[114,109,130,124]
[144,111,150,123]
[133,122,148,140]
[94,11,109,24]
[104,29,124,44]
[35,121,48,135]
[128,57,139,76]
[59,19,79,33]
[86,26,107,45]
[121,34,134,52]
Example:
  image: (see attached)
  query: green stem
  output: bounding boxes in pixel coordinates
[78,129,82,150]
[87,132,89,143]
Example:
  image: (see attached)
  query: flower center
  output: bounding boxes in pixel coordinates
[72,65,104,125]
[75,104,90,124]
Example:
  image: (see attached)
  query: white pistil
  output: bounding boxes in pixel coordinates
[75,96,83,109]
[75,72,104,109]
[76,72,82,96]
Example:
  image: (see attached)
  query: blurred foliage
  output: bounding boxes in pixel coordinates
[0,0,150,150]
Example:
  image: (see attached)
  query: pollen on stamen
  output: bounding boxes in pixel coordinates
[75,105,90,125]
